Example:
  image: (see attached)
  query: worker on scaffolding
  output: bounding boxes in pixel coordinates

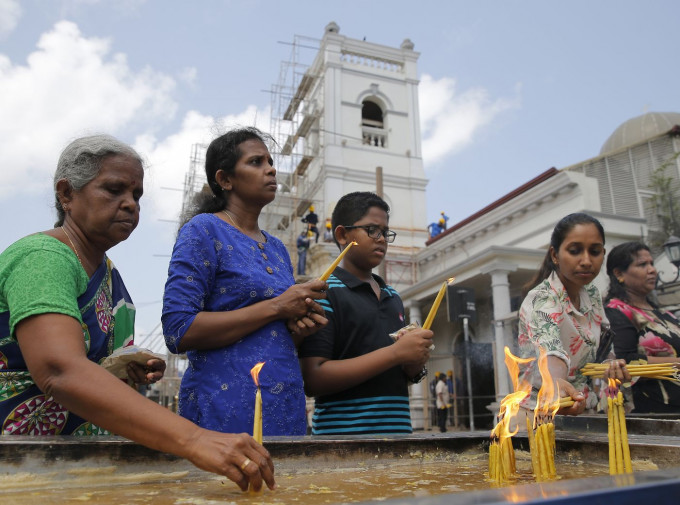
[297,230,312,275]
[302,205,319,243]
[427,211,450,239]
[323,219,333,242]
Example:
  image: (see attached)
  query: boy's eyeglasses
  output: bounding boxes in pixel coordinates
[343,225,397,243]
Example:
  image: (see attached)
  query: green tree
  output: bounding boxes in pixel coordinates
[648,151,680,253]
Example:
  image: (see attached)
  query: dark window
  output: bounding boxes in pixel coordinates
[361,101,383,128]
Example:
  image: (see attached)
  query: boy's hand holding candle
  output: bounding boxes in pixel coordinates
[390,322,435,351]
[391,326,434,367]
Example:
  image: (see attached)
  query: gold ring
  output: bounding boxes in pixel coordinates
[240,458,252,471]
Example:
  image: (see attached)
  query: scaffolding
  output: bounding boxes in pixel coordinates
[179,143,209,226]
[263,34,323,249]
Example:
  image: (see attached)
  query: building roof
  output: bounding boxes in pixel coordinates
[600,111,680,155]
[426,167,559,245]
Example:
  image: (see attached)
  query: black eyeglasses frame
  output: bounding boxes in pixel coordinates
[343,225,397,243]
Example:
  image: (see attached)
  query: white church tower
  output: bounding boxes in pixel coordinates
[268,22,428,290]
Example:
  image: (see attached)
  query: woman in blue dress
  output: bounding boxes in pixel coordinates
[162,127,328,436]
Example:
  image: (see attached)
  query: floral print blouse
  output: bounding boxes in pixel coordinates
[518,272,608,410]
[605,299,680,412]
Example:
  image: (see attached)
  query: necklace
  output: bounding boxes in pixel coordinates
[221,210,273,274]
[61,226,84,269]
[221,209,240,229]
[222,210,266,242]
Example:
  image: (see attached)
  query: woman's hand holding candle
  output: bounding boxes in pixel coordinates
[275,280,328,344]
[319,241,358,281]
[185,430,275,492]
[555,378,585,416]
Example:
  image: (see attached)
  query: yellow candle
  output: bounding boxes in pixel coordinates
[318,241,357,281]
[527,416,539,478]
[249,362,265,494]
[537,424,549,480]
[501,436,514,477]
[253,388,262,443]
[617,392,633,473]
[546,422,556,478]
[612,397,623,474]
[608,396,616,475]
[488,441,498,480]
[423,277,455,330]
[250,362,265,443]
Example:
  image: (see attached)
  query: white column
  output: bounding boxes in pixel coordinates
[407,301,427,430]
[481,263,517,399]
[409,303,422,326]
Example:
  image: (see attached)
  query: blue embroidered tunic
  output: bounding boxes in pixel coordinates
[162,214,306,435]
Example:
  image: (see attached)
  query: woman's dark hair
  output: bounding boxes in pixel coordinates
[331,191,389,250]
[523,212,606,295]
[604,241,652,303]
[181,127,274,226]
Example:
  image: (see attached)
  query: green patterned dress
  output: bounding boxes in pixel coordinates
[0,234,135,435]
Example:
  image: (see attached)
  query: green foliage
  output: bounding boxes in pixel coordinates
[648,151,680,252]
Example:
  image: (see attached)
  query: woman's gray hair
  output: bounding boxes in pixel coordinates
[54,134,143,226]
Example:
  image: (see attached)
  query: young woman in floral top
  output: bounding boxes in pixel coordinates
[605,241,680,413]
[518,213,629,415]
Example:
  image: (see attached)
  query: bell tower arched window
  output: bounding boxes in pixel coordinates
[361,100,386,147]
[362,101,383,128]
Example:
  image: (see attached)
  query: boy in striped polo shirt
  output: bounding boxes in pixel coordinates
[298,192,433,435]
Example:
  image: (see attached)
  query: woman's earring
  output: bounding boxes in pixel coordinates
[617,278,624,284]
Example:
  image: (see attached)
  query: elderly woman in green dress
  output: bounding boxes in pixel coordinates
[0,134,275,491]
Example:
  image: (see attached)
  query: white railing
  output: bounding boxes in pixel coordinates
[341,51,403,72]
[362,126,386,147]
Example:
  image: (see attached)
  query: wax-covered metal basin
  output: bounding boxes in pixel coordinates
[1,417,680,504]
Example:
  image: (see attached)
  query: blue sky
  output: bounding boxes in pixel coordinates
[1,0,679,351]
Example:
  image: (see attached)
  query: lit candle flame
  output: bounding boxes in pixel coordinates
[318,241,358,281]
[534,347,560,420]
[251,361,265,387]
[489,347,533,483]
[504,346,535,393]
[422,277,455,330]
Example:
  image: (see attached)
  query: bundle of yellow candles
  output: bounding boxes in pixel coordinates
[249,362,265,494]
[526,348,558,482]
[488,347,532,484]
[581,361,680,384]
[422,277,455,330]
[557,396,574,409]
[488,433,516,483]
[487,348,579,484]
[526,415,556,482]
[318,241,357,281]
[606,378,632,475]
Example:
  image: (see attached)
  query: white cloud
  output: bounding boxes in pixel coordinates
[418,74,520,168]
[0,0,21,37]
[0,20,177,196]
[137,105,271,224]
[177,67,198,87]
